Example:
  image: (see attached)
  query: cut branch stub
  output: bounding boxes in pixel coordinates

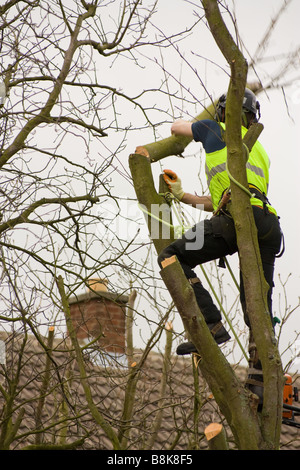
[135,135,193,163]
[205,423,229,450]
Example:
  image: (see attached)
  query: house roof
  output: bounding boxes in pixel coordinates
[0,330,299,450]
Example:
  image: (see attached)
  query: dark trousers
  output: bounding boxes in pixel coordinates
[158,206,283,327]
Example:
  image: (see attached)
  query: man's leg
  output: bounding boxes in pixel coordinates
[158,217,234,352]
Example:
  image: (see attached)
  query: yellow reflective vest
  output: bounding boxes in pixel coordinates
[205,123,277,215]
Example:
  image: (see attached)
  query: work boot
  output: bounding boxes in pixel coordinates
[176,321,231,355]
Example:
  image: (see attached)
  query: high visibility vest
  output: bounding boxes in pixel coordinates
[205,123,276,215]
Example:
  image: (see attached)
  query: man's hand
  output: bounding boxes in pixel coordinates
[163,169,185,201]
[163,169,213,211]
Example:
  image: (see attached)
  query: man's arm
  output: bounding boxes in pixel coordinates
[171,119,193,137]
[181,192,214,212]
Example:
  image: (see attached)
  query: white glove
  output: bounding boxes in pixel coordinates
[163,169,185,201]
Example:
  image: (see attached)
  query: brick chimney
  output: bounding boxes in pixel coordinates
[69,279,128,355]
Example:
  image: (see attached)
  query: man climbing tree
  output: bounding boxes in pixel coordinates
[157,88,283,406]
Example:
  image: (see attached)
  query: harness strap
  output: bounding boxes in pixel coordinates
[209,321,223,336]
[248,184,269,205]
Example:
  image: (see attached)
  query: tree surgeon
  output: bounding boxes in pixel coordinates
[157,89,283,404]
